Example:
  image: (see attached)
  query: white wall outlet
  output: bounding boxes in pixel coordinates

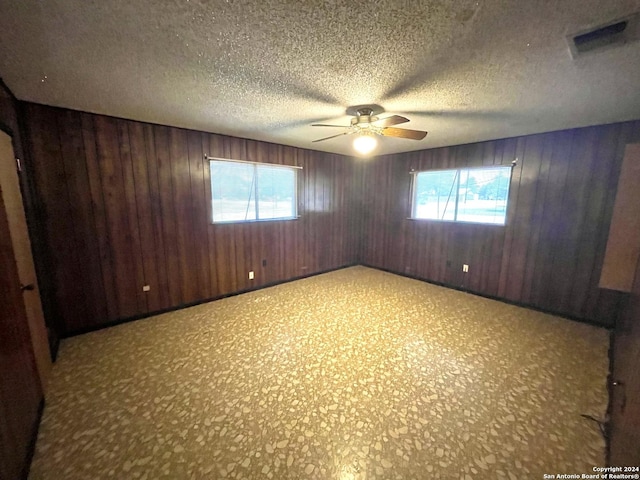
[142,285,151,292]
[248,271,254,280]
[463,264,469,273]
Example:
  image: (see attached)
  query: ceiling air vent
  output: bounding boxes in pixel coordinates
[568,13,640,58]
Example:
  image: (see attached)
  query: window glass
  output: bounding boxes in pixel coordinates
[257,165,296,220]
[413,169,458,221]
[412,166,511,225]
[210,160,297,223]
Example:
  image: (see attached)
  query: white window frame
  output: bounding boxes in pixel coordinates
[209,157,300,224]
[410,165,513,225]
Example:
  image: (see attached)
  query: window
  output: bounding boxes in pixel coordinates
[209,159,298,223]
[411,166,512,225]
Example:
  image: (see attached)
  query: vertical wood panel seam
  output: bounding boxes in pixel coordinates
[582,125,624,318]
[124,122,149,313]
[75,114,108,321]
[164,128,184,302]
[565,128,599,314]
[90,116,121,320]
[575,128,604,316]
[52,112,88,307]
[147,125,169,304]
[545,129,577,313]
[185,131,197,297]
[508,138,527,299]
[526,134,553,304]
[53,111,92,324]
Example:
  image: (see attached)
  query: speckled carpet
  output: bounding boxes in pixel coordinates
[29,266,609,479]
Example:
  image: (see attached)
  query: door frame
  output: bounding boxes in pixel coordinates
[607,255,640,464]
[0,103,60,360]
[0,127,53,387]
[0,158,44,480]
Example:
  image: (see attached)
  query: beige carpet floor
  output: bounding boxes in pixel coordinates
[29,266,609,479]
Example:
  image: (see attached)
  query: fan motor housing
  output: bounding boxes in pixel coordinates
[352,108,378,126]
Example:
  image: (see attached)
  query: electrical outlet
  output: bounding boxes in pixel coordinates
[142,285,151,292]
[463,264,469,273]
[248,271,254,280]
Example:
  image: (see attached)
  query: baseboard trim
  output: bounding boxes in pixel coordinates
[62,261,613,337]
[21,397,45,480]
[361,263,613,330]
[64,263,359,338]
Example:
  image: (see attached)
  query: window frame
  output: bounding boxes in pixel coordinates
[208,157,300,224]
[409,165,513,226]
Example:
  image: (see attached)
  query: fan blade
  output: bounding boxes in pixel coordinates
[311,123,350,127]
[371,115,410,127]
[382,127,427,140]
[312,131,354,143]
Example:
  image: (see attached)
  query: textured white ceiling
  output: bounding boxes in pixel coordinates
[1,0,640,156]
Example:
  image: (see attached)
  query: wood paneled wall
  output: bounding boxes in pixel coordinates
[360,122,640,327]
[23,103,360,335]
[22,98,640,331]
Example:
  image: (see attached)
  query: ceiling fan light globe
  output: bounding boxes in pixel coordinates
[353,134,377,156]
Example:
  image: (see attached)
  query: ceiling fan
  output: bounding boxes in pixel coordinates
[311,107,427,154]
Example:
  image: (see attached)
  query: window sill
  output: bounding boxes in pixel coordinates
[406,217,506,226]
[211,216,300,225]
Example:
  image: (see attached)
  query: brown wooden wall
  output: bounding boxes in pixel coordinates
[22,103,361,335]
[360,122,640,327]
[21,98,640,332]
